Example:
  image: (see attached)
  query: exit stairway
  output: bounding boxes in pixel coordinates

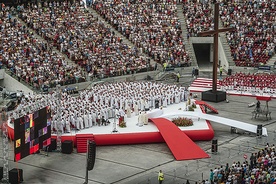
[76,134,95,153]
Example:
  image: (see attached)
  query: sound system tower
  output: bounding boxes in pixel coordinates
[9,168,23,184]
[211,139,218,153]
[0,167,3,180]
[61,140,73,154]
[257,125,262,136]
[87,141,96,171]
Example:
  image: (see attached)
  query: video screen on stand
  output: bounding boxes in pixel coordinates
[14,106,51,161]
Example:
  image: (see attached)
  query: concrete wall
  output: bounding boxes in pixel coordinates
[0,72,34,95]
[0,69,5,80]
[218,38,229,70]
[190,37,229,70]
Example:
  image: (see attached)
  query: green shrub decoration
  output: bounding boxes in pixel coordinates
[119,120,126,128]
[188,106,194,111]
[119,121,126,128]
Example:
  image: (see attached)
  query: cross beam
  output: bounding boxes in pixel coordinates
[198,2,235,93]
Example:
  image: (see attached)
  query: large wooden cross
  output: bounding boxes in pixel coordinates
[198,2,235,93]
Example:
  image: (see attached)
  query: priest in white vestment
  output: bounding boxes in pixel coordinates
[88,113,93,127]
[65,119,71,133]
[79,115,84,129]
[126,104,131,118]
[133,102,139,116]
[144,112,148,125]
[138,112,144,127]
[145,100,150,111]
[84,113,89,128]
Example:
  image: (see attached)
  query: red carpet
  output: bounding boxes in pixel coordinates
[195,101,219,114]
[150,118,209,160]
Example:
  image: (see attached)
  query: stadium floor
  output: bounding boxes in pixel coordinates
[1,93,276,184]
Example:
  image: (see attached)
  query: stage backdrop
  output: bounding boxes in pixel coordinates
[14,106,51,161]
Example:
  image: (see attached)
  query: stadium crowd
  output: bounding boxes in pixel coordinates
[19,1,153,79]
[183,0,213,37]
[1,0,274,90]
[93,0,191,67]
[220,0,275,67]
[0,6,84,89]
[182,0,275,67]
[203,144,276,184]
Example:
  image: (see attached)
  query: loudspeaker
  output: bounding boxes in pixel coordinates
[9,168,23,184]
[0,167,3,180]
[211,139,218,153]
[62,140,73,154]
[227,69,232,75]
[48,138,57,152]
[257,124,262,136]
[195,69,199,76]
[87,141,96,171]
[231,127,237,134]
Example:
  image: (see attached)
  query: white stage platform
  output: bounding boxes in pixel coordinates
[8,100,267,137]
[55,102,211,135]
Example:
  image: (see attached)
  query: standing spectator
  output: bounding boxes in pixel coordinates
[176,72,180,83]
[220,66,223,78]
[158,170,164,184]
[250,153,255,169]
[163,62,168,72]
[210,169,214,183]
[256,100,261,112]
[192,68,195,77]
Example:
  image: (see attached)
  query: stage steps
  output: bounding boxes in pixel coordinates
[76,134,95,153]
[195,101,219,114]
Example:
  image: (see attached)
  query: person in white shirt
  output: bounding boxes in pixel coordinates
[65,119,71,133]
[126,104,131,118]
[143,111,148,125]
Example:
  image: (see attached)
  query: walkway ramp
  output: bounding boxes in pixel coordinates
[150,118,209,160]
[160,112,268,136]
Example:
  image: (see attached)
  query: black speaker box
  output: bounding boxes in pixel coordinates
[62,140,73,154]
[212,139,217,144]
[48,138,57,152]
[212,144,218,153]
[227,69,232,75]
[202,90,226,102]
[9,168,23,184]
[257,124,262,136]
[0,167,3,180]
[211,139,218,153]
[195,69,199,76]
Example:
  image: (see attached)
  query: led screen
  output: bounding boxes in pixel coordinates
[14,106,51,161]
